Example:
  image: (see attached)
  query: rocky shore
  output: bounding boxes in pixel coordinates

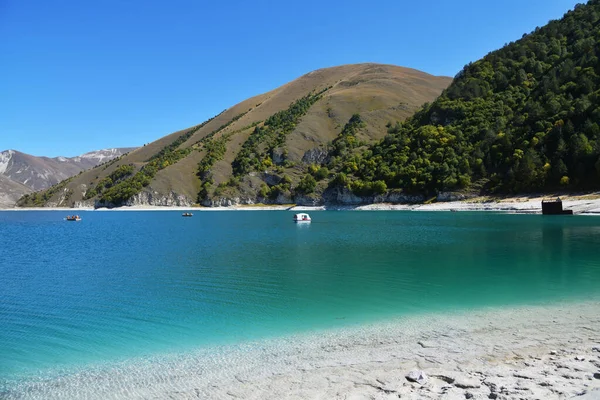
[170,301,600,400]
[7,302,600,399]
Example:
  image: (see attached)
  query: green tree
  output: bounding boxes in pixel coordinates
[296,174,317,194]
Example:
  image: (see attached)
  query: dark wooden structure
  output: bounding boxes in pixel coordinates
[541,198,573,215]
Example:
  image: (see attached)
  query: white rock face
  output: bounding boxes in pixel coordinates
[0,149,14,174]
[436,192,476,202]
[125,191,193,207]
[73,200,94,208]
[202,197,257,207]
[93,190,192,208]
[80,148,129,163]
[321,187,425,205]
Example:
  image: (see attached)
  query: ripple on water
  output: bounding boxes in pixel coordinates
[1,211,600,396]
[3,300,600,400]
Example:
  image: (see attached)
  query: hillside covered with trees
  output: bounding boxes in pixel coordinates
[331,0,600,196]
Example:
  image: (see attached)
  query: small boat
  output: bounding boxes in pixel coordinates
[66,215,81,221]
[182,212,193,217]
[293,213,311,223]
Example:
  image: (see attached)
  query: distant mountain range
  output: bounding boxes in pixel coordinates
[15,63,451,208]
[0,148,136,207]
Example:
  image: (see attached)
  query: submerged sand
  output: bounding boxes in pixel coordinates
[6,301,600,399]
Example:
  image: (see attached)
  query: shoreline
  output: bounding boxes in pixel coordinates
[5,300,600,399]
[2,193,600,214]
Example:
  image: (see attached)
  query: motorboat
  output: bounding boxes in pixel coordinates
[182,212,193,217]
[293,213,311,223]
[66,215,81,221]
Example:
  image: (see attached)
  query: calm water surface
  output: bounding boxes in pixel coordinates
[1,210,600,384]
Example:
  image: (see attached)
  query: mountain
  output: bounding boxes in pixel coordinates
[16,63,451,208]
[1,148,137,191]
[0,175,31,208]
[328,1,600,200]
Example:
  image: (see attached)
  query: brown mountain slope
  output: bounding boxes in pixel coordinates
[0,175,31,208]
[19,63,451,208]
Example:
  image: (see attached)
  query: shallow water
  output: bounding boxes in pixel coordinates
[1,210,599,394]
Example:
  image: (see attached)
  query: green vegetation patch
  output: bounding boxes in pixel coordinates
[232,89,328,176]
[196,121,261,202]
[17,177,74,207]
[84,164,135,200]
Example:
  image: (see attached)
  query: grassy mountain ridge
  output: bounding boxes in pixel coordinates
[18,63,450,207]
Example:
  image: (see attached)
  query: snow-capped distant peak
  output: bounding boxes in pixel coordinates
[80,148,123,163]
[0,147,137,192]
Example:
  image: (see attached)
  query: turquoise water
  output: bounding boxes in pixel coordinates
[1,210,600,390]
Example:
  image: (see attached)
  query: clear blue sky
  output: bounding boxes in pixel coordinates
[0,0,581,157]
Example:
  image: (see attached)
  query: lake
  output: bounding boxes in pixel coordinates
[1,210,599,396]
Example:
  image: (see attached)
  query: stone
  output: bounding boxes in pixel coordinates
[418,340,439,348]
[432,374,455,384]
[572,389,600,399]
[301,147,329,165]
[454,377,481,389]
[594,372,600,379]
[261,172,282,186]
[294,194,323,206]
[575,355,586,361]
[405,370,428,385]
[271,148,286,165]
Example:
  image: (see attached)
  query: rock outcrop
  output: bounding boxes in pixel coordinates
[302,147,329,165]
[126,191,193,207]
[95,190,193,208]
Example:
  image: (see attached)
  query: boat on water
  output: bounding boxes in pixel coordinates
[293,213,311,223]
[65,215,81,221]
[182,212,193,217]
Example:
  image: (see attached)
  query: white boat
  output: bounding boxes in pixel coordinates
[293,213,311,223]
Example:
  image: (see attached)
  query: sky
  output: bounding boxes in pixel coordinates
[0,0,582,157]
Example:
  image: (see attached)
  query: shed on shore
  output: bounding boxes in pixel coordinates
[542,198,573,215]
